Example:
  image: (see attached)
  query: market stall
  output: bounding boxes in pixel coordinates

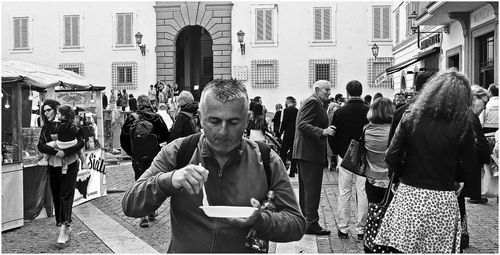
[2,59,107,231]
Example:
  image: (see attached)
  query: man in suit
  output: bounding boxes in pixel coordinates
[280,96,298,177]
[271,103,283,138]
[329,80,369,240]
[293,80,336,235]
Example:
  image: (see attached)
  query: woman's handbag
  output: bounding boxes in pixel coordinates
[249,129,266,142]
[340,126,367,176]
[363,175,394,252]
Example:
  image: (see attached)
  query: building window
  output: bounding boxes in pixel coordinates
[63,15,80,48]
[13,16,29,50]
[59,62,84,76]
[308,59,337,87]
[367,57,394,88]
[395,11,400,44]
[373,6,390,41]
[116,13,133,46]
[112,61,137,90]
[251,4,278,46]
[313,7,331,41]
[478,32,495,88]
[251,59,279,89]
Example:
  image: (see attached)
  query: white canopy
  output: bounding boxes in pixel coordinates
[2,59,95,90]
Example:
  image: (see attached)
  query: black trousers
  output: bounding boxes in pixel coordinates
[297,160,323,226]
[48,160,79,226]
[132,158,153,181]
[280,142,297,175]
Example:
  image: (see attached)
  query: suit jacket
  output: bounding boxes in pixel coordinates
[280,106,298,148]
[271,110,282,135]
[293,94,329,163]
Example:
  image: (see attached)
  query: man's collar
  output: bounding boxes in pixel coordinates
[347,97,363,103]
[201,135,245,160]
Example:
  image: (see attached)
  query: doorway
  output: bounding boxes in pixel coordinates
[175,26,213,101]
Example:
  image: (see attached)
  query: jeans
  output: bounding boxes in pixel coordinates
[49,160,79,226]
[337,156,368,234]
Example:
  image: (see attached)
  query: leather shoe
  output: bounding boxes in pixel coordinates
[337,230,348,239]
[357,233,364,240]
[306,226,331,235]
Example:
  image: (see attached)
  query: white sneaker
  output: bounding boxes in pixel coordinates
[57,225,67,244]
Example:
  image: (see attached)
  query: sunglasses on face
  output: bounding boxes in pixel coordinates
[43,108,54,113]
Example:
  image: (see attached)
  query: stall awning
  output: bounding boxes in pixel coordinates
[385,47,440,75]
[2,59,97,90]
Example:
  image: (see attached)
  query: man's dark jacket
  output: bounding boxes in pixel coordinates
[271,110,282,136]
[129,97,138,112]
[168,102,199,143]
[329,98,369,158]
[120,105,169,157]
[292,94,329,164]
[280,106,298,149]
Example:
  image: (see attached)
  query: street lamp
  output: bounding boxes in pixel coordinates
[135,32,146,56]
[371,43,379,60]
[237,30,245,55]
[408,11,444,49]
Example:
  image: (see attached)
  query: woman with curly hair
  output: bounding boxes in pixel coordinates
[37,101,84,244]
[374,69,476,253]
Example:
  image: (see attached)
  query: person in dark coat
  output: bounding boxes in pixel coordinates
[293,80,336,236]
[168,91,199,142]
[280,96,298,177]
[271,103,283,138]
[120,95,169,227]
[102,92,108,110]
[128,94,138,112]
[329,80,369,240]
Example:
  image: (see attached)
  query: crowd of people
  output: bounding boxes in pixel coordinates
[38,69,498,253]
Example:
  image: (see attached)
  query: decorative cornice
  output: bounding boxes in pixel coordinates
[449,12,470,37]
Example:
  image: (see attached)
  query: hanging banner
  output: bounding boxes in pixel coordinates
[375,72,391,87]
[73,148,107,206]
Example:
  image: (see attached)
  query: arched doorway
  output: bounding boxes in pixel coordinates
[175,25,213,101]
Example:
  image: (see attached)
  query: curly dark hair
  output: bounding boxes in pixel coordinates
[40,99,60,123]
[407,68,472,141]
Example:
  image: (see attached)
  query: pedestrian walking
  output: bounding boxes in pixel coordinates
[157,103,174,131]
[121,89,128,111]
[121,79,306,252]
[37,100,84,244]
[364,94,372,105]
[120,95,169,228]
[457,85,491,249]
[326,96,341,171]
[329,80,369,240]
[271,103,283,138]
[247,103,268,142]
[361,98,394,252]
[128,94,137,112]
[293,80,336,235]
[116,90,122,109]
[374,69,476,253]
[280,96,298,177]
[168,90,199,142]
[148,85,157,107]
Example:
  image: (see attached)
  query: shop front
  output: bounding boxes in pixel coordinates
[2,59,107,231]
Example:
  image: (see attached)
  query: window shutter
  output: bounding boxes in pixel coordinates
[373,7,381,39]
[21,18,28,48]
[256,9,263,41]
[323,8,331,40]
[117,14,124,44]
[13,18,20,48]
[125,14,132,45]
[265,9,272,41]
[382,7,390,39]
[395,12,400,43]
[72,16,80,46]
[64,16,71,46]
[314,8,321,40]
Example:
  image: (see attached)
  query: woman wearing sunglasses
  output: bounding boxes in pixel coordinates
[37,99,84,244]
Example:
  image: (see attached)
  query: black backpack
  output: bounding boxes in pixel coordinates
[130,112,159,161]
[177,133,272,186]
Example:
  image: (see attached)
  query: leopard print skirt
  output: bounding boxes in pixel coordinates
[374,183,461,253]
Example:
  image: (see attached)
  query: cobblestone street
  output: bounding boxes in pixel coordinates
[2,162,498,253]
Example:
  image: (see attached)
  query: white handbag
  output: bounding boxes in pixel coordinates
[249,129,266,142]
